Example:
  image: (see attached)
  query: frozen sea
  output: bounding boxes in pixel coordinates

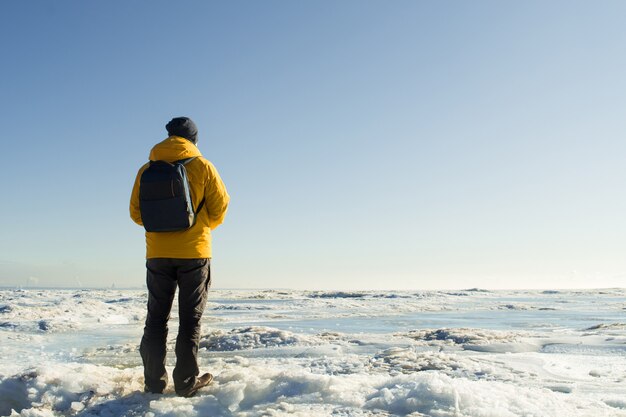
[0,288,625,417]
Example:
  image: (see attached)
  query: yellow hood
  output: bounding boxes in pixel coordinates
[149,136,202,162]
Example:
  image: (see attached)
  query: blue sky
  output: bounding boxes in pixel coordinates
[1,1,625,289]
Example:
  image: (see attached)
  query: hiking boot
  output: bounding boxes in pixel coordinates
[176,372,213,397]
[144,386,164,394]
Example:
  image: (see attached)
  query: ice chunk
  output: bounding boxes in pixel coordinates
[199,326,313,351]
[584,323,626,331]
[70,401,84,411]
[403,328,527,345]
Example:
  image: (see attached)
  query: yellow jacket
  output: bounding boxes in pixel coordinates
[130,136,230,259]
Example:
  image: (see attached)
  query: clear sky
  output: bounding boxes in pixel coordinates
[1,1,625,290]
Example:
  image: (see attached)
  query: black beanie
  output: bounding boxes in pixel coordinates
[166,117,198,144]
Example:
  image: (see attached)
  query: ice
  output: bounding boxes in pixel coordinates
[493,303,532,310]
[605,398,626,409]
[363,373,600,417]
[398,328,545,354]
[3,358,623,417]
[370,348,478,375]
[402,328,528,345]
[584,322,626,331]
[307,291,369,298]
[1,288,626,416]
[0,290,145,333]
[199,327,313,351]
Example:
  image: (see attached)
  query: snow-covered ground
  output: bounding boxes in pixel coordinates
[1,288,625,416]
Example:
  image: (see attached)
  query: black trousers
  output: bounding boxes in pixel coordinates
[140,258,211,393]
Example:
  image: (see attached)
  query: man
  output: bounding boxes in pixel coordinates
[130,117,229,397]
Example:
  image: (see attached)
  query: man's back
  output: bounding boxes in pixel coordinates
[130,135,229,259]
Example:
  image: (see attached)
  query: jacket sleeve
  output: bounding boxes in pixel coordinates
[129,164,149,226]
[204,161,230,230]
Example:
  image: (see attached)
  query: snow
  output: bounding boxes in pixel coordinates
[0,288,625,416]
[198,327,315,351]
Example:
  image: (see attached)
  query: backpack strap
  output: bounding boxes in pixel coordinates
[176,157,205,214]
[196,197,206,214]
